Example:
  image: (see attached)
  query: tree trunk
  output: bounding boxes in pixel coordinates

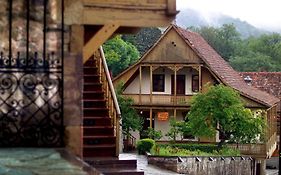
[217,139,225,150]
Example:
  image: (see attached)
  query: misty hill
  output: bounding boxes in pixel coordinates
[176,8,269,38]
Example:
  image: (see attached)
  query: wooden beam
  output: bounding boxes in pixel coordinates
[166,0,177,16]
[199,65,202,92]
[174,65,177,105]
[150,65,153,105]
[139,66,142,104]
[83,23,119,63]
[150,108,153,128]
[83,8,175,27]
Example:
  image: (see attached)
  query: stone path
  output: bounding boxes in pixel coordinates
[119,153,180,175]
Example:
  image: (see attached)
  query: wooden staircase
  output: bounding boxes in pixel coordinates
[83,59,116,158]
[82,49,143,175]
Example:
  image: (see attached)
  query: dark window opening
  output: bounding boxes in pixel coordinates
[153,74,165,92]
[192,75,199,92]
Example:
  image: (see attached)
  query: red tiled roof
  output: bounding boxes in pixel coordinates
[173,25,280,107]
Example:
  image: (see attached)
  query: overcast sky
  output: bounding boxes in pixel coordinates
[177,0,281,30]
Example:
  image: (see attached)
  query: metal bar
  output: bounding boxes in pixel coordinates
[26,0,30,66]
[43,0,47,67]
[61,0,65,146]
[8,0,12,66]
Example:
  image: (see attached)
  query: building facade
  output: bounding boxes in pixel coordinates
[113,25,279,160]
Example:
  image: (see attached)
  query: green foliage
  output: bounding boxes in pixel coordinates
[191,24,241,60]
[142,127,163,140]
[190,25,281,71]
[151,144,240,156]
[165,118,193,142]
[229,52,277,72]
[136,138,155,155]
[115,83,143,137]
[103,35,140,77]
[122,27,162,56]
[186,85,265,149]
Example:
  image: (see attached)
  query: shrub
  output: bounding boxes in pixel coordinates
[142,128,163,140]
[160,143,218,153]
[136,138,155,155]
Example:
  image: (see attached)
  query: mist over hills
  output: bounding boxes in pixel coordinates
[176,8,279,38]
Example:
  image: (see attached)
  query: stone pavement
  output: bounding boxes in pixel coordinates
[120,152,280,175]
[119,152,180,175]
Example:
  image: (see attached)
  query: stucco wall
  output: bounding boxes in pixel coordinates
[124,67,198,95]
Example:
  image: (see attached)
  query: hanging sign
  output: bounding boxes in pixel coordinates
[157,112,169,121]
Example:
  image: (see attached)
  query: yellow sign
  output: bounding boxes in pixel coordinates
[157,112,169,121]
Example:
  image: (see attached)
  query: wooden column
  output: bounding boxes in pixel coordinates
[139,66,142,104]
[199,65,202,92]
[150,108,153,128]
[174,65,177,105]
[150,65,153,104]
[174,109,177,118]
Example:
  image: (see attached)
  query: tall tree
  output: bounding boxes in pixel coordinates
[191,24,241,60]
[115,83,143,138]
[186,85,265,149]
[103,35,140,77]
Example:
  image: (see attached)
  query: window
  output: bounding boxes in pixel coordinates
[192,75,199,92]
[153,74,165,92]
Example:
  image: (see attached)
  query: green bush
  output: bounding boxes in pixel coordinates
[152,144,240,156]
[142,128,162,140]
[160,143,218,153]
[136,139,155,155]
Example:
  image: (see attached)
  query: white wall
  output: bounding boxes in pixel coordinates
[124,67,198,95]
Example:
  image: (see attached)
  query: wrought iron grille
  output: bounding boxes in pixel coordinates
[0,0,64,147]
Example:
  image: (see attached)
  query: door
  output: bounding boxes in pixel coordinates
[171,75,185,95]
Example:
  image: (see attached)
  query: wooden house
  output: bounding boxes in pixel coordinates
[113,25,279,161]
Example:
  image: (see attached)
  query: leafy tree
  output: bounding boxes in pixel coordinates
[229,52,277,72]
[142,127,163,140]
[103,35,140,77]
[165,118,190,142]
[191,24,241,60]
[186,85,265,149]
[115,83,143,139]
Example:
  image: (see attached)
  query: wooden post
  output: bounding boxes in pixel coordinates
[150,108,153,128]
[199,65,202,92]
[174,109,176,118]
[150,65,153,104]
[174,65,177,105]
[139,66,142,104]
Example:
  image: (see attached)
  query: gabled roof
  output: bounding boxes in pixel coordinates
[114,24,280,107]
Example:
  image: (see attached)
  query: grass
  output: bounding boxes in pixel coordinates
[150,144,240,156]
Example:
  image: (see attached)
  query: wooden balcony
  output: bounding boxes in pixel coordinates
[227,132,277,158]
[123,94,192,106]
[65,0,178,27]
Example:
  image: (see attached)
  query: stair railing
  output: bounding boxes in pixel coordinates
[98,46,121,156]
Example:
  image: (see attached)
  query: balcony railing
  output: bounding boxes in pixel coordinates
[227,132,277,158]
[97,47,121,156]
[123,94,192,106]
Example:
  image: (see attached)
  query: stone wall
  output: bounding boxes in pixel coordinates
[148,156,255,175]
[0,0,82,156]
